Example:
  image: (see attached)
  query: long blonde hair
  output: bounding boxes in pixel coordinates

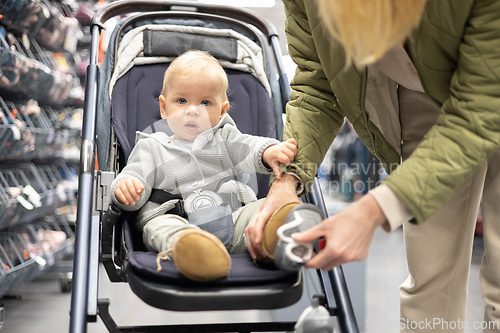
[318,0,427,67]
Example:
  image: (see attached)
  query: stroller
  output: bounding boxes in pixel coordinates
[70,1,359,332]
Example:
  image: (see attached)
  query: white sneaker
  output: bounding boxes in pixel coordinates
[274,204,323,271]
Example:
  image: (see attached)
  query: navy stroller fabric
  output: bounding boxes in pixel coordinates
[124,219,297,287]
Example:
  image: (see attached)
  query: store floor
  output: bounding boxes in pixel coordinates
[0,194,485,333]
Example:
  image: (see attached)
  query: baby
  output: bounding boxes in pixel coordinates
[111,50,297,282]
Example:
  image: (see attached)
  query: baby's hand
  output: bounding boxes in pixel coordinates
[114,176,145,205]
[262,138,298,180]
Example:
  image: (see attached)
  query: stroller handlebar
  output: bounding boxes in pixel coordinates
[92,0,278,38]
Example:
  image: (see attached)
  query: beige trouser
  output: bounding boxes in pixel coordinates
[398,87,500,332]
[142,198,264,256]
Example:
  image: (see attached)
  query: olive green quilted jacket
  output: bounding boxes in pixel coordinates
[282,0,500,223]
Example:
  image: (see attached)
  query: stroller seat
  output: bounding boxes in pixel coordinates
[125,217,302,312]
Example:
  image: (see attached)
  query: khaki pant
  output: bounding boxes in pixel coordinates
[142,198,264,256]
[398,87,500,332]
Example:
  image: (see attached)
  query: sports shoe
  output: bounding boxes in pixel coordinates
[157,229,231,282]
[273,203,323,271]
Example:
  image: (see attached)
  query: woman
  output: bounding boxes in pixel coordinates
[245,0,500,331]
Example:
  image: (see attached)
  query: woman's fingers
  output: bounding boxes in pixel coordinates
[245,202,274,259]
[271,163,282,180]
[292,223,325,243]
[245,175,300,259]
[299,195,387,270]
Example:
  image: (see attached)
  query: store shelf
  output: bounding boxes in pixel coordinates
[0,0,84,300]
[0,0,80,52]
[0,97,82,161]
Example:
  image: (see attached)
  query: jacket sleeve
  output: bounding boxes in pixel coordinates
[384,0,500,223]
[281,0,346,193]
[221,124,279,174]
[110,138,156,211]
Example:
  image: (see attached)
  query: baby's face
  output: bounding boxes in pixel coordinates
[159,74,228,141]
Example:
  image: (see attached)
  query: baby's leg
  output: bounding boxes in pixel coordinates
[228,199,265,254]
[142,214,198,257]
[146,214,231,282]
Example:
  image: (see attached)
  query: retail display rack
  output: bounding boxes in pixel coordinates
[0,0,93,323]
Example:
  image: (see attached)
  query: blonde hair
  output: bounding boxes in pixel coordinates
[318,0,427,67]
[161,50,229,103]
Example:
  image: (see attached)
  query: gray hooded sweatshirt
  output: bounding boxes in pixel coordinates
[111,114,279,230]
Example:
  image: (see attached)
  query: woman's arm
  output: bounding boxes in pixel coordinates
[280,0,346,191]
[384,0,500,223]
[245,0,346,258]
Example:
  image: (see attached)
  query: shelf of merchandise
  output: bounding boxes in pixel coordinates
[0,0,87,302]
[0,100,80,296]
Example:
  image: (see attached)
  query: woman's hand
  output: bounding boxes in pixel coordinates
[245,173,300,259]
[292,193,387,270]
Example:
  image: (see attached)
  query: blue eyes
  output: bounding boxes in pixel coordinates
[176,98,210,106]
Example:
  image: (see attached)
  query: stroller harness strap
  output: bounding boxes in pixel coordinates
[149,189,187,218]
[149,189,243,216]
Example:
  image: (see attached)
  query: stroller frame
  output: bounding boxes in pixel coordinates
[70,1,359,332]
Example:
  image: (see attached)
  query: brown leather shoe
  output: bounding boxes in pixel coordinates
[260,202,302,261]
[171,229,231,282]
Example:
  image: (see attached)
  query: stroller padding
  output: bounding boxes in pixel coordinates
[131,252,298,286]
[124,218,302,311]
[143,30,238,63]
[124,217,297,286]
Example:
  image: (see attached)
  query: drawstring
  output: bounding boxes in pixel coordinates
[156,248,173,271]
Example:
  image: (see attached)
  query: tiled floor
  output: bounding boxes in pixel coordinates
[364,229,484,333]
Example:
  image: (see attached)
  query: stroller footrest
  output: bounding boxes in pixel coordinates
[98,297,297,333]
